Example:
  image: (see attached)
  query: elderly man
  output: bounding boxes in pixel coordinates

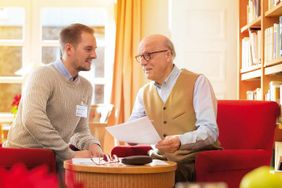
[129,34,221,182]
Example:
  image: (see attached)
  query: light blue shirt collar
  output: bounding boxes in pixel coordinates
[53,59,75,81]
[154,64,180,89]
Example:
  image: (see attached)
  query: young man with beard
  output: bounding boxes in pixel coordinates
[4,23,103,177]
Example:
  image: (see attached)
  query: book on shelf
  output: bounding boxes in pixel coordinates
[279,84,282,104]
[265,26,274,65]
[247,0,261,23]
[269,81,282,103]
[275,141,282,170]
[242,37,252,69]
[246,88,262,100]
[269,0,281,10]
[274,23,280,60]
[280,16,282,57]
[264,21,282,66]
[258,30,262,64]
[246,90,255,100]
[249,29,261,65]
[242,29,262,70]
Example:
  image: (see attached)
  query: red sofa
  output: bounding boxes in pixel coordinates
[0,144,56,173]
[111,100,280,188]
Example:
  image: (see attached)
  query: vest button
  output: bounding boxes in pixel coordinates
[163,107,166,110]
[163,121,167,124]
[163,134,167,137]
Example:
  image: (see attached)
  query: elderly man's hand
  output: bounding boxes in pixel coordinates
[155,135,181,153]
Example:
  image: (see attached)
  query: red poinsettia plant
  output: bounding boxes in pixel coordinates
[0,164,59,188]
[0,164,85,188]
[11,94,21,115]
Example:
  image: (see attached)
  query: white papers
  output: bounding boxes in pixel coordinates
[151,159,169,166]
[72,158,96,165]
[106,116,161,144]
[72,158,118,166]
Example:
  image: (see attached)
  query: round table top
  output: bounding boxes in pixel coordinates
[64,159,177,174]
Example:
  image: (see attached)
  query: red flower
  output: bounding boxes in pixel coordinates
[11,94,21,115]
[11,94,21,107]
[0,164,85,188]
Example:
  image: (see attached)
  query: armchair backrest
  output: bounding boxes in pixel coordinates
[217,100,280,150]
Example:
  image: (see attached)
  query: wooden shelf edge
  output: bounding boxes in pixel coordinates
[265,2,282,17]
[265,63,282,75]
[240,16,261,33]
[241,69,262,80]
[264,57,282,67]
[240,64,261,73]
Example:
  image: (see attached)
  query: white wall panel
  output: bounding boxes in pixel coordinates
[169,0,238,99]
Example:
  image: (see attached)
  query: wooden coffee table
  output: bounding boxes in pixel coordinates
[64,159,177,188]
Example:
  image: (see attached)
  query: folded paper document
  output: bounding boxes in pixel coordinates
[106,116,161,144]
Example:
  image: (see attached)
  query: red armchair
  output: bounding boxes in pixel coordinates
[195,100,280,188]
[0,146,56,173]
[111,100,280,188]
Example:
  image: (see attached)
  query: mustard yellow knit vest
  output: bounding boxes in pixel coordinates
[143,69,220,162]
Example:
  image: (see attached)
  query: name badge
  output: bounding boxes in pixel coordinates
[76,104,88,118]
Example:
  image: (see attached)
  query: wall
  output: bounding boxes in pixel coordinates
[141,0,170,38]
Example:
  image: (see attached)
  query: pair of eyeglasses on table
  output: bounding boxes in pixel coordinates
[90,154,153,166]
[90,154,120,165]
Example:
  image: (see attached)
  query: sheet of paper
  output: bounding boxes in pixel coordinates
[151,159,169,166]
[72,158,96,165]
[72,158,118,166]
[106,116,161,144]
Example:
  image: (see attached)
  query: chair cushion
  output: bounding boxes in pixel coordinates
[195,149,271,173]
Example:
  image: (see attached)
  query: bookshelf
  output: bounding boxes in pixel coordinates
[239,0,282,170]
[239,0,282,100]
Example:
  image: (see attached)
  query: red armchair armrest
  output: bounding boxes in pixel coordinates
[0,147,56,173]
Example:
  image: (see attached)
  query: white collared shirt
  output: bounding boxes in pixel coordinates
[129,66,218,149]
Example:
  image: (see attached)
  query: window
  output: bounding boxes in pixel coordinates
[0,0,115,113]
[0,7,24,113]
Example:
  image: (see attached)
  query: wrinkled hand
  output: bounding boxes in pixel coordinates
[155,135,181,153]
[88,143,104,157]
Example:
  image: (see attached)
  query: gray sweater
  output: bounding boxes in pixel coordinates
[4,64,100,162]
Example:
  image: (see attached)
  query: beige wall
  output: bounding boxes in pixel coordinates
[141,0,170,38]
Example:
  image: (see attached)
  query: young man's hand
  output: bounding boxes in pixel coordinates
[88,143,104,157]
[72,144,104,158]
[73,150,92,158]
